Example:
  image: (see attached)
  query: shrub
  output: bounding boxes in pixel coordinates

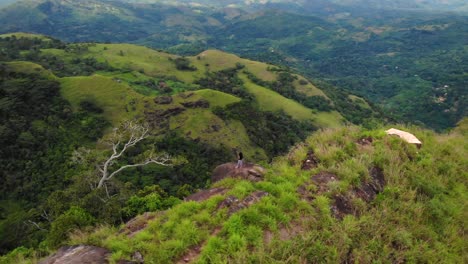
[173,57,197,71]
[46,207,95,247]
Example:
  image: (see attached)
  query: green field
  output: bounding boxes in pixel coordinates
[0,32,51,40]
[194,89,241,109]
[60,75,146,124]
[240,74,343,127]
[4,61,56,79]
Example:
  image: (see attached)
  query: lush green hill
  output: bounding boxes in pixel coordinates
[210,11,467,130]
[0,33,380,255]
[3,121,467,263]
[0,33,465,263]
[1,1,465,130]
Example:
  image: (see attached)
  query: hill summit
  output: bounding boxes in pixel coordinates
[0,33,465,263]
[15,123,468,263]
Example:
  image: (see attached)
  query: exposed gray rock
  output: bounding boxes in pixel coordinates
[132,251,144,263]
[211,162,266,183]
[39,245,110,264]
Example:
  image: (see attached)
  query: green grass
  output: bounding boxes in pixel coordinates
[27,123,467,263]
[85,44,204,83]
[59,75,146,124]
[190,50,277,81]
[4,61,56,79]
[0,32,51,40]
[169,108,267,161]
[241,75,315,121]
[42,45,338,128]
[293,75,329,98]
[349,95,371,110]
[313,111,345,128]
[194,89,241,109]
[40,48,70,58]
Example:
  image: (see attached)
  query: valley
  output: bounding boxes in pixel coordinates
[0,1,466,263]
[0,0,465,130]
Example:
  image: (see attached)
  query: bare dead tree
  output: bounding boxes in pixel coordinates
[96,121,171,189]
[24,220,46,232]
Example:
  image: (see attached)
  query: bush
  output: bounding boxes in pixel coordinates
[122,185,181,219]
[46,207,95,247]
[174,57,197,71]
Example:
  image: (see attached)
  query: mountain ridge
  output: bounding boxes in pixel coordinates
[0,33,384,256]
[0,1,465,130]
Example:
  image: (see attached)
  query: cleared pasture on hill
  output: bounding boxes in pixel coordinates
[194,89,241,109]
[0,32,51,40]
[60,75,146,124]
[86,44,204,83]
[169,108,267,161]
[191,50,277,81]
[241,75,315,121]
[4,61,56,79]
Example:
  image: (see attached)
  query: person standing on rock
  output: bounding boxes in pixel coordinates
[236,151,244,169]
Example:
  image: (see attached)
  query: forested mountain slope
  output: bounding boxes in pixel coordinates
[0,33,380,255]
[0,0,465,130]
[3,120,467,263]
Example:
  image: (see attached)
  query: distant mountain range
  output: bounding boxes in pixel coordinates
[2,0,468,12]
[0,0,466,130]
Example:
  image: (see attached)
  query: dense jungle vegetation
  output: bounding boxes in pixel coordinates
[0,0,466,261]
[1,1,465,129]
[0,35,345,255]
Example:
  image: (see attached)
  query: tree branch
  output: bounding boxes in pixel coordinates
[96,121,170,189]
[106,157,171,182]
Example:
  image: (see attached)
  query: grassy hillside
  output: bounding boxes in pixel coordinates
[37,43,344,127]
[60,75,146,124]
[7,122,465,263]
[3,61,55,79]
[0,33,386,257]
[0,1,465,129]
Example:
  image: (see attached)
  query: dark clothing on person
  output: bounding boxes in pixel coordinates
[236,152,244,168]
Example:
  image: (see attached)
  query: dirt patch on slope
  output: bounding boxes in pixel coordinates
[298,172,338,200]
[298,167,385,219]
[180,99,210,108]
[120,212,159,237]
[331,166,386,219]
[145,106,186,129]
[154,96,173,104]
[356,136,373,146]
[301,150,320,170]
[264,216,311,245]
[177,191,268,263]
[216,191,269,216]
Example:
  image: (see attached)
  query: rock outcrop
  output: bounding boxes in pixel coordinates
[39,245,110,264]
[211,162,266,183]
